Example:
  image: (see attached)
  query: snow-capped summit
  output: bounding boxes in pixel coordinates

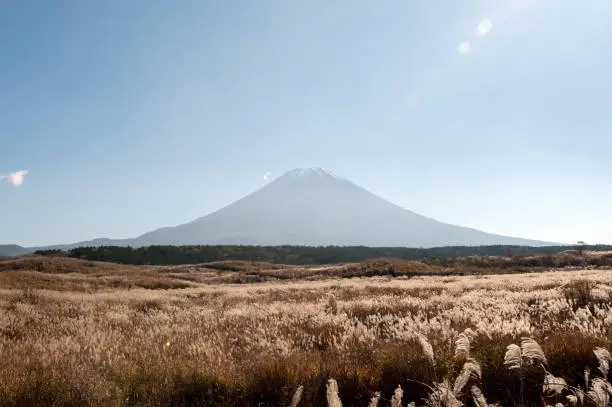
[283,167,345,180]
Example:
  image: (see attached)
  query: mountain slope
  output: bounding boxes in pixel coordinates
[131,168,554,247]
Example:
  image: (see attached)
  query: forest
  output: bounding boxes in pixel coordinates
[34,243,612,265]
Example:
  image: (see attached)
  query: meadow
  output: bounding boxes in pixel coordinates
[0,256,611,406]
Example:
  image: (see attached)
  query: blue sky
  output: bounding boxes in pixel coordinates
[1,0,611,246]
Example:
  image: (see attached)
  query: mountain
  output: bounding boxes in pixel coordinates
[131,168,554,247]
[5,168,557,252]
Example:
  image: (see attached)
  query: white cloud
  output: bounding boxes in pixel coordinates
[0,170,29,186]
[457,41,471,54]
[475,19,493,37]
[263,172,272,181]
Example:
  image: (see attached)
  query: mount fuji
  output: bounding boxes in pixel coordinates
[131,167,552,247]
[1,168,555,253]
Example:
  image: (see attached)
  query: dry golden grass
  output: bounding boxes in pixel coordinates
[0,257,611,406]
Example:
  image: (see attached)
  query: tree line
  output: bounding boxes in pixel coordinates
[33,244,612,266]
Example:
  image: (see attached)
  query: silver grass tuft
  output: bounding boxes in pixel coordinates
[543,373,567,396]
[289,385,303,407]
[391,385,404,407]
[418,334,435,365]
[455,333,470,361]
[454,359,482,396]
[470,386,488,407]
[368,391,381,407]
[566,394,578,407]
[326,378,343,407]
[594,347,611,377]
[426,380,463,407]
[587,378,610,407]
[504,344,522,370]
[520,337,547,366]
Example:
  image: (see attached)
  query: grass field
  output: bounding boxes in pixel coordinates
[0,256,611,406]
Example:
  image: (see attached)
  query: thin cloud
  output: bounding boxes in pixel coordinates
[476,19,493,37]
[263,172,272,181]
[0,170,29,186]
[457,41,471,55]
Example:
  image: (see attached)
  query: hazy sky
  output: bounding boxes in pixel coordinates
[1,0,611,247]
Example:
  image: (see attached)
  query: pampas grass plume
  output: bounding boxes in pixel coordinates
[326,378,342,407]
[289,385,303,407]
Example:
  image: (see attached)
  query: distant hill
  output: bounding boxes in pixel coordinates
[0,245,30,257]
[5,167,561,250]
